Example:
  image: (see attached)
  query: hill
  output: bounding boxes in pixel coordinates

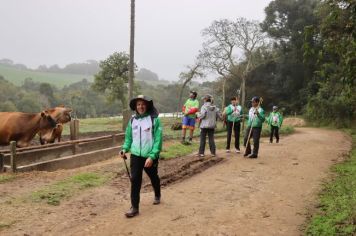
[0,64,94,88]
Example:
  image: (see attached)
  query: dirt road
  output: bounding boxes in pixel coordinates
[0,127,351,235]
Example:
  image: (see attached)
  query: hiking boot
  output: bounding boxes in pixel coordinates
[235,149,240,153]
[188,138,193,144]
[153,196,160,205]
[248,154,258,158]
[125,207,139,218]
[226,149,231,153]
[195,153,204,157]
[211,153,216,157]
[243,153,250,157]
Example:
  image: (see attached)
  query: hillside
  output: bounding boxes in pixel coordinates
[0,64,94,88]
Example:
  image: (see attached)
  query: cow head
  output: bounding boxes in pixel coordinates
[38,106,71,144]
[45,106,72,124]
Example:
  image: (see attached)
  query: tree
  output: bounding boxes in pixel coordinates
[199,18,266,109]
[177,63,204,113]
[92,52,130,109]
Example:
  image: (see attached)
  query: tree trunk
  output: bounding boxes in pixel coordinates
[177,80,190,113]
[222,78,227,110]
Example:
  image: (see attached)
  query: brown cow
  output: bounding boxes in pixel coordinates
[39,123,63,145]
[0,107,72,147]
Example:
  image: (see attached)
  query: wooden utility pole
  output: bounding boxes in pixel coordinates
[123,0,136,131]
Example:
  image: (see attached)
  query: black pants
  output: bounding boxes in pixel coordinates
[270,125,279,143]
[130,154,160,209]
[226,121,240,150]
[243,127,262,156]
[199,128,216,155]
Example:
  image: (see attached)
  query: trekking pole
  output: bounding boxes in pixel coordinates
[120,151,131,181]
[244,98,263,155]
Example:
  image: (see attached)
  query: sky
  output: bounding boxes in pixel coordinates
[0,0,271,81]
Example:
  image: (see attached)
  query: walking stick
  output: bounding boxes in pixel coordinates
[244,98,263,155]
[120,151,131,181]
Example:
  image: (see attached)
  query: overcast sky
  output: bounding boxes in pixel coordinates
[0,0,271,81]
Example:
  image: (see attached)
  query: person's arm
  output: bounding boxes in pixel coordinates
[279,113,283,127]
[122,120,133,153]
[148,118,163,160]
[225,106,233,116]
[257,108,265,122]
[198,106,207,120]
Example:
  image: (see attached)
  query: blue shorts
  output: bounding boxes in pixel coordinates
[182,116,196,129]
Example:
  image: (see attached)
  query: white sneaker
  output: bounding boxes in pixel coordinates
[226,149,231,153]
[235,149,241,153]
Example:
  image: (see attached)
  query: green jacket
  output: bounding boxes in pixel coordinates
[267,111,283,127]
[122,113,163,160]
[225,104,243,122]
[247,107,265,128]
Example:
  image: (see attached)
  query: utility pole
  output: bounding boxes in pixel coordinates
[123,0,135,131]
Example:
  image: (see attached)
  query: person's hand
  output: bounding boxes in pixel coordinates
[119,150,126,159]
[144,158,153,168]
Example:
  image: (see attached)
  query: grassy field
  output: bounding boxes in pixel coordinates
[63,116,295,139]
[306,129,356,235]
[0,64,93,88]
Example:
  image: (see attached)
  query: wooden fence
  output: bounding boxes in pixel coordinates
[0,119,125,172]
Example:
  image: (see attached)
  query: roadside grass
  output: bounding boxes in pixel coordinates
[0,221,16,230]
[31,172,112,206]
[0,174,17,184]
[305,129,356,236]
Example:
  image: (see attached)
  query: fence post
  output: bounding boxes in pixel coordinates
[10,141,17,172]
[70,119,80,140]
[112,135,116,147]
[0,153,4,173]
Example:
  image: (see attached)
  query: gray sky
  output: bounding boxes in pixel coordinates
[0,0,271,81]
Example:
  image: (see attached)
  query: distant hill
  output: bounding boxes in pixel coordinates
[0,64,172,88]
[0,64,94,88]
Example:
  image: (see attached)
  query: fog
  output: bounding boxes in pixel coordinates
[0,0,271,80]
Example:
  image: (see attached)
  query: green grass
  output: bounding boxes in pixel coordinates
[305,129,356,236]
[0,64,93,88]
[0,174,17,184]
[31,172,112,206]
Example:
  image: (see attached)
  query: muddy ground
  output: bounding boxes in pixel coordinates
[0,126,352,236]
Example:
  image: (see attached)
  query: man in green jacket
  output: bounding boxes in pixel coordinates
[223,97,243,153]
[181,91,199,144]
[267,106,283,143]
[120,95,163,218]
[243,96,265,158]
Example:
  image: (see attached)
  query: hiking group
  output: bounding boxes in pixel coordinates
[119,93,283,217]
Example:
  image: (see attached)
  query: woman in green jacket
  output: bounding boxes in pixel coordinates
[120,95,163,218]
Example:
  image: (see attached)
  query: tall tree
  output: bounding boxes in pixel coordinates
[92,52,130,109]
[199,18,266,109]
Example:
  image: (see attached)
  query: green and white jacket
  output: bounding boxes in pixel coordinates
[225,104,243,122]
[267,112,283,127]
[247,107,265,128]
[122,113,163,160]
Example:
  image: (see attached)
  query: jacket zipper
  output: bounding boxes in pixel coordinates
[139,126,142,157]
